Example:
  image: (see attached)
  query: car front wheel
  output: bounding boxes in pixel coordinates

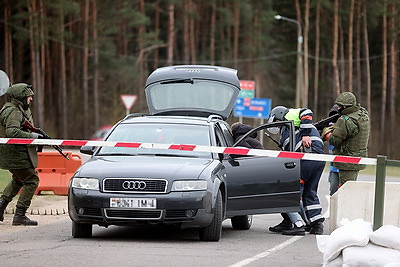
[199,190,222,241]
[72,221,92,238]
[231,215,253,230]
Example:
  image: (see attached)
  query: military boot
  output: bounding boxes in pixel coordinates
[0,198,9,221]
[12,207,38,226]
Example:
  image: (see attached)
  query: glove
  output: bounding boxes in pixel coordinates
[321,126,334,141]
[31,132,44,139]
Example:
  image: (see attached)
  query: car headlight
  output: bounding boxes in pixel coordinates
[171,180,207,191]
[71,178,99,190]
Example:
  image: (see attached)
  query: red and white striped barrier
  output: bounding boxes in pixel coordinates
[0,138,377,165]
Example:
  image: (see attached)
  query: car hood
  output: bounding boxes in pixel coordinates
[75,156,213,180]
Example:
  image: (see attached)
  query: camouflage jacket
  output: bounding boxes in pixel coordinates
[0,99,38,170]
[329,104,370,170]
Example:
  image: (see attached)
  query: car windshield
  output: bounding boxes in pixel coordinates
[97,123,211,158]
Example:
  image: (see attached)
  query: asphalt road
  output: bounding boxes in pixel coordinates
[2,148,398,267]
[0,213,325,267]
[0,171,334,267]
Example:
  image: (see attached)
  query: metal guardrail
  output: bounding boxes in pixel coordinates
[373,155,400,230]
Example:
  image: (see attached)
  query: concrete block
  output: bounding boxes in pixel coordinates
[329,181,400,232]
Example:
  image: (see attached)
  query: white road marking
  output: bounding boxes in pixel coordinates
[229,236,303,267]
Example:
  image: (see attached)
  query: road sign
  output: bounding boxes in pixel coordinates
[238,90,254,98]
[239,80,255,90]
[238,80,255,98]
[120,94,137,115]
[234,97,272,118]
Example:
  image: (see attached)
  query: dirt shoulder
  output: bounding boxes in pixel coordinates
[0,195,69,235]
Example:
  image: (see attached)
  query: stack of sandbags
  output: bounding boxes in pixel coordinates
[317,219,400,266]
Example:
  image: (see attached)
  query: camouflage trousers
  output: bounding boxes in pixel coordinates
[338,169,359,186]
[1,168,39,209]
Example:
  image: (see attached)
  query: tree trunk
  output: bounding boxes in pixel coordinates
[339,19,345,93]
[332,0,340,97]
[82,0,90,138]
[183,0,190,63]
[348,0,355,92]
[92,0,99,130]
[233,2,239,69]
[189,0,196,64]
[362,0,371,112]
[313,0,321,116]
[28,0,43,126]
[380,0,387,151]
[167,4,175,66]
[138,0,146,111]
[355,0,362,99]
[59,7,68,138]
[209,0,216,65]
[153,2,160,69]
[388,2,397,157]
[303,0,310,108]
[4,3,13,82]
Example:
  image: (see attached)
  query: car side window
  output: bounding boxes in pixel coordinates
[219,122,235,146]
[214,125,227,147]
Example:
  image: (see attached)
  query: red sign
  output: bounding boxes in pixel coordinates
[120,95,137,110]
[249,106,264,111]
[239,80,255,90]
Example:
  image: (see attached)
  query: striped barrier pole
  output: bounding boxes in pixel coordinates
[4,137,400,230]
[0,137,378,165]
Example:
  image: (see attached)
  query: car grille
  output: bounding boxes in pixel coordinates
[105,209,162,219]
[103,178,167,193]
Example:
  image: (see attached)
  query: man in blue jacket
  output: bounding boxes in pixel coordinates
[268,106,325,235]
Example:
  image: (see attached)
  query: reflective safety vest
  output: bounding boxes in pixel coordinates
[284,108,302,127]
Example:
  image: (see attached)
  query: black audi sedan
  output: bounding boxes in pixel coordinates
[68,65,301,241]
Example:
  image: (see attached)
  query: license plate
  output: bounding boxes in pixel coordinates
[110,198,156,209]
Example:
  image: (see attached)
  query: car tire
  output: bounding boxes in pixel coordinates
[72,221,92,238]
[199,190,222,242]
[231,215,253,230]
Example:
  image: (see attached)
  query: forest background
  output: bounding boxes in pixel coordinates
[0,0,399,159]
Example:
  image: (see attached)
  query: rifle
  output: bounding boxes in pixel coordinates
[22,120,70,160]
[313,113,340,131]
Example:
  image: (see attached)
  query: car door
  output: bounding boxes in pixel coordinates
[221,121,301,217]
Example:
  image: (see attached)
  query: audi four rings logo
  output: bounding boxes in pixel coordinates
[122,181,147,190]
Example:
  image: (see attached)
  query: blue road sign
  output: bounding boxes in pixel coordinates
[234,97,272,118]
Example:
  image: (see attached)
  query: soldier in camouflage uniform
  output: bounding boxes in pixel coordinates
[0,83,42,226]
[322,92,370,186]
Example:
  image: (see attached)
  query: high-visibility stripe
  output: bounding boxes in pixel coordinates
[0,137,378,165]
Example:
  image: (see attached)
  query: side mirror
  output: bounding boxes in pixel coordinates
[80,145,96,155]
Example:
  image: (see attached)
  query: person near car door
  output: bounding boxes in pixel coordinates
[322,92,370,187]
[267,106,325,235]
[231,122,263,150]
[0,83,42,226]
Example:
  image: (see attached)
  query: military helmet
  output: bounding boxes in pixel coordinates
[6,83,34,109]
[335,92,356,107]
[6,83,34,102]
[268,105,288,122]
